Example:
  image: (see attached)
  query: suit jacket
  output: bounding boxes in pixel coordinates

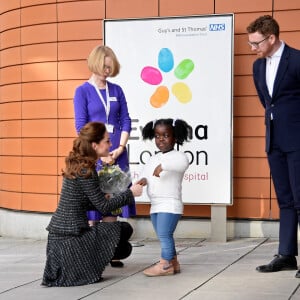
[253,44,300,152]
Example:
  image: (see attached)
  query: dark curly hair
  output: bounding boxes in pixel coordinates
[142,118,191,146]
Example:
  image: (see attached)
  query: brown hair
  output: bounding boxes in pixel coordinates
[246,15,280,38]
[87,45,120,77]
[63,122,107,179]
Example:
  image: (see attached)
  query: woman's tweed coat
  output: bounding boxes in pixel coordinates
[42,170,134,287]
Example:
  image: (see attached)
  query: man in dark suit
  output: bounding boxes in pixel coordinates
[247,15,300,278]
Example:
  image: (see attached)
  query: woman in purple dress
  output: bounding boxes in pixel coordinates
[73,46,136,266]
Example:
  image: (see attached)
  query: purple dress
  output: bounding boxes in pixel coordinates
[74,81,136,219]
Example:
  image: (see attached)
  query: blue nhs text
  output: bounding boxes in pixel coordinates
[209,24,225,31]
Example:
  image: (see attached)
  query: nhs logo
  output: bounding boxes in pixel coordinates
[209,24,225,31]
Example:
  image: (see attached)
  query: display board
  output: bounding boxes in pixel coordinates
[104,14,234,204]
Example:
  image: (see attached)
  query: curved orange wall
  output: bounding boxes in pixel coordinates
[1,0,299,219]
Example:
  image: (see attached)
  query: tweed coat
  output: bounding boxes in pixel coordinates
[42,170,134,287]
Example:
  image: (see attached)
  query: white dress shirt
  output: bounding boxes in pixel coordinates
[266,41,285,97]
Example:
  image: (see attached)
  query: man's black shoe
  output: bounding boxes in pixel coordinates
[256,254,297,272]
[295,269,300,278]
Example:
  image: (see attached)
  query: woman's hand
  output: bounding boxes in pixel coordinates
[130,183,143,197]
[110,146,124,160]
[101,154,115,165]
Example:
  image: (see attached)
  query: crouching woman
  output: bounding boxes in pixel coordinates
[42,121,143,287]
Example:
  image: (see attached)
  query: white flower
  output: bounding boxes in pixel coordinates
[98,165,131,194]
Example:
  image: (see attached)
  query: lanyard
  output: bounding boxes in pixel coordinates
[90,79,110,124]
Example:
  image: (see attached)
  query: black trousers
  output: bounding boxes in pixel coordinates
[267,123,300,256]
[112,222,133,260]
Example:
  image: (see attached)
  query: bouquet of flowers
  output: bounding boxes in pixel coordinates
[98,165,132,215]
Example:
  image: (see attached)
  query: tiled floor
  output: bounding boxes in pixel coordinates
[0,237,300,300]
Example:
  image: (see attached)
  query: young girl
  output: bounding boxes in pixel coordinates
[137,118,190,276]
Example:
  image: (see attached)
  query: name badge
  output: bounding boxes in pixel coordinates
[106,124,114,133]
[109,97,117,102]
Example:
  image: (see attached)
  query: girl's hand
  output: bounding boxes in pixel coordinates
[136,178,147,186]
[153,164,162,177]
[130,183,143,197]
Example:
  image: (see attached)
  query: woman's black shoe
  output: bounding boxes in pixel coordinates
[110,260,124,268]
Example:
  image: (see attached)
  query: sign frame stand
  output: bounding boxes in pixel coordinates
[211,206,227,242]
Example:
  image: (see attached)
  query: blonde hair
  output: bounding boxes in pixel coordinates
[87,45,120,77]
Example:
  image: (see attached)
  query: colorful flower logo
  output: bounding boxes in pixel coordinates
[141,48,194,108]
